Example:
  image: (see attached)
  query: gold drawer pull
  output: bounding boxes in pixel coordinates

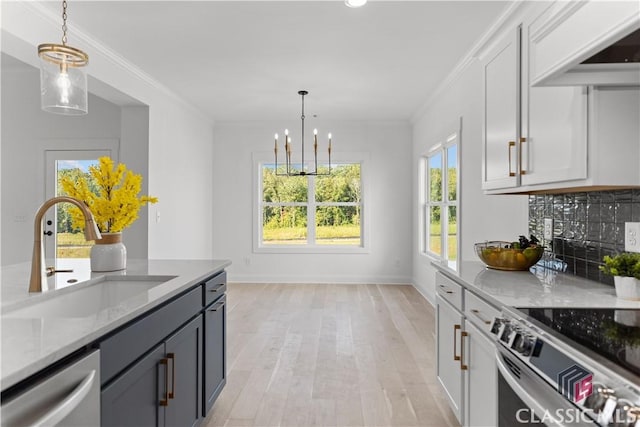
[167,353,176,399]
[159,358,169,406]
[453,324,461,361]
[508,141,516,177]
[439,284,454,295]
[460,331,469,370]
[520,137,526,175]
[471,309,492,325]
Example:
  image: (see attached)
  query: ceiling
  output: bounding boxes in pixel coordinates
[38,1,509,122]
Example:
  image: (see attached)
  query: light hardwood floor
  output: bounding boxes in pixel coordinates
[204,283,459,427]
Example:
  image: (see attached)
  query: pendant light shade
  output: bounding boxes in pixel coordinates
[38,1,89,115]
[39,44,88,115]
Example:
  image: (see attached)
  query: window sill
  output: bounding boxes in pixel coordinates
[254,245,370,254]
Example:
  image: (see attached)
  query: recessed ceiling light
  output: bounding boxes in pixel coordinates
[345,0,367,8]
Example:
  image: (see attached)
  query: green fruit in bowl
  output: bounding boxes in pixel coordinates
[523,246,541,261]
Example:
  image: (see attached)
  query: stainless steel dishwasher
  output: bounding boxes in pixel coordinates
[1,350,100,427]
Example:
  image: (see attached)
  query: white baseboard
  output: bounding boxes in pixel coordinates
[228,273,412,285]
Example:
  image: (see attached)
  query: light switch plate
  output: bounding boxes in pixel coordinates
[544,218,553,240]
[625,222,640,252]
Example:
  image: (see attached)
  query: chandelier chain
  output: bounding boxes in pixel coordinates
[61,0,68,45]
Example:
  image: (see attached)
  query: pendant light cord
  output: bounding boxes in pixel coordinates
[61,0,68,45]
[301,92,305,168]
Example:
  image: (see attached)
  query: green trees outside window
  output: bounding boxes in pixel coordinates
[56,163,100,258]
[261,164,362,246]
[423,137,458,265]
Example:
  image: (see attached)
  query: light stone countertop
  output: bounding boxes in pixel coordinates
[1,258,231,390]
[432,260,640,309]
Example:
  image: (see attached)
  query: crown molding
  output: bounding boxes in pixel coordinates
[11,1,213,126]
[411,0,528,124]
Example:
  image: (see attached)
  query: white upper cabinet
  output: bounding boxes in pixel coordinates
[521,4,588,187]
[529,1,640,86]
[481,27,521,191]
[482,2,639,194]
[482,3,588,193]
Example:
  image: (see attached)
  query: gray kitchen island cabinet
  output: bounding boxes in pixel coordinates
[99,270,227,426]
[101,315,202,427]
[203,272,227,415]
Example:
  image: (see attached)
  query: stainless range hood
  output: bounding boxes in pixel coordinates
[530,1,640,87]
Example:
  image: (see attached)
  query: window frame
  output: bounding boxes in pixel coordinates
[253,151,370,254]
[420,127,460,269]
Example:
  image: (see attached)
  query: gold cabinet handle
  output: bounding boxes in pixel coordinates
[453,324,461,361]
[167,353,176,399]
[460,331,469,371]
[470,309,492,325]
[508,141,516,177]
[519,137,526,175]
[159,358,169,406]
[439,284,454,295]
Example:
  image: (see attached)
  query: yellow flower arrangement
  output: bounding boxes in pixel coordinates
[61,157,158,233]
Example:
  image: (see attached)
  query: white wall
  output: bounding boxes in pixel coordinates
[411,60,529,304]
[1,61,123,265]
[213,121,412,283]
[1,1,215,262]
[120,106,150,259]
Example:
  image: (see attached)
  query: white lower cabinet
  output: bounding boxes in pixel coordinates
[435,272,498,427]
[463,320,497,427]
[436,295,464,422]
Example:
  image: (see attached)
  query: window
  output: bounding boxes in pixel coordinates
[257,160,365,252]
[45,148,115,259]
[421,132,458,268]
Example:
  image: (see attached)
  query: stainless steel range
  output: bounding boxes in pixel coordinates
[492,306,640,427]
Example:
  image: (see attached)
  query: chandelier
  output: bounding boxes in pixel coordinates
[38,0,89,115]
[273,90,332,176]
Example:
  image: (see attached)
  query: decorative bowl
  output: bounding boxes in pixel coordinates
[474,241,544,271]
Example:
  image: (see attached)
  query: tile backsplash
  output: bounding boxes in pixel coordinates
[528,190,640,286]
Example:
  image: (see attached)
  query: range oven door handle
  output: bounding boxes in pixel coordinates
[495,347,596,427]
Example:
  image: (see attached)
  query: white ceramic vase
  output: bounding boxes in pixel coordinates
[613,276,640,301]
[90,232,126,272]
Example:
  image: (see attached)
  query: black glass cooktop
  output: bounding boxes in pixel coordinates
[518,308,640,377]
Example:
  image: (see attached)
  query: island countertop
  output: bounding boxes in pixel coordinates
[1,258,231,390]
[431,260,640,309]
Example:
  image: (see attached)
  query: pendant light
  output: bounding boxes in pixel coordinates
[38,0,89,115]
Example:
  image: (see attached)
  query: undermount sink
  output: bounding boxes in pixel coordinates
[3,275,176,319]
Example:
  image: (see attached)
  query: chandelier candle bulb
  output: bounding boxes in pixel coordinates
[314,129,318,153]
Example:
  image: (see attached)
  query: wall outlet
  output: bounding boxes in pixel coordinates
[544,218,553,240]
[625,222,640,252]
